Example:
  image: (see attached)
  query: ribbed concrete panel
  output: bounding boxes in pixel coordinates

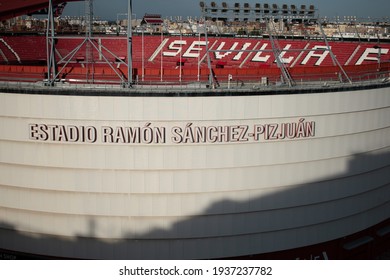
[1,180,389,239]
[0,128,389,170]
[0,203,389,259]
[0,160,389,216]
[1,148,389,194]
[0,86,390,259]
[0,88,389,120]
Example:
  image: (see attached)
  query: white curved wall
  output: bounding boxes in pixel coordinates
[0,86,389,259]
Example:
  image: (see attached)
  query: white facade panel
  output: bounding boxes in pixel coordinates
[0,86,390,259]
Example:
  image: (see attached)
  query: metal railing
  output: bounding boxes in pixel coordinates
[0,69,389,95]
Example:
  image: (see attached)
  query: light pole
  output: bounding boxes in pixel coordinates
[374,45,382,71]
[142,29,144,81]
[160,23,163,82]
[127,0,133,87]
[178,16,182,83]
[46,0,57,86]
[197,19,201,82]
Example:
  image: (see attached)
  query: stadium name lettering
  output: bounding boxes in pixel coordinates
[28,119,315,144]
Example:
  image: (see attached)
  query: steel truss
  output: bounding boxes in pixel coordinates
[45,0,133,86]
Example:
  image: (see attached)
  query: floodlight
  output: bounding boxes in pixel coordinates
[211,1,218,13]
[264,3,270,14]
[234,3,240,14]
[300,5,306,15]
[244,3,250,14]
[272,4,279,14]
[308,5,315,16]
[282,4,288,14]
[221,2,228,13]
[199,1,207,13]
[291,5,297,15]
[255,3,261,14]
[199,1,317,20]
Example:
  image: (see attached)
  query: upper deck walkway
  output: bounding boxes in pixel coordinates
[1,68,389,97]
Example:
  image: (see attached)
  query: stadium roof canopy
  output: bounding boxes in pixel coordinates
[0,0,81,21]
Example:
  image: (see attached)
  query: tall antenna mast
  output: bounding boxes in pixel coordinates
[85,0,94,83]
[127,0,133,87]
[45,0,57,86]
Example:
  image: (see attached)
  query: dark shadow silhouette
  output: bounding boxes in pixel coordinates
[1,151,389,260]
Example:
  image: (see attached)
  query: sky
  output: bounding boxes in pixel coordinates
[63,0,390,21]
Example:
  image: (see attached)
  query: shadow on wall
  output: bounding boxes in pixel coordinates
[0,151,390,260]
